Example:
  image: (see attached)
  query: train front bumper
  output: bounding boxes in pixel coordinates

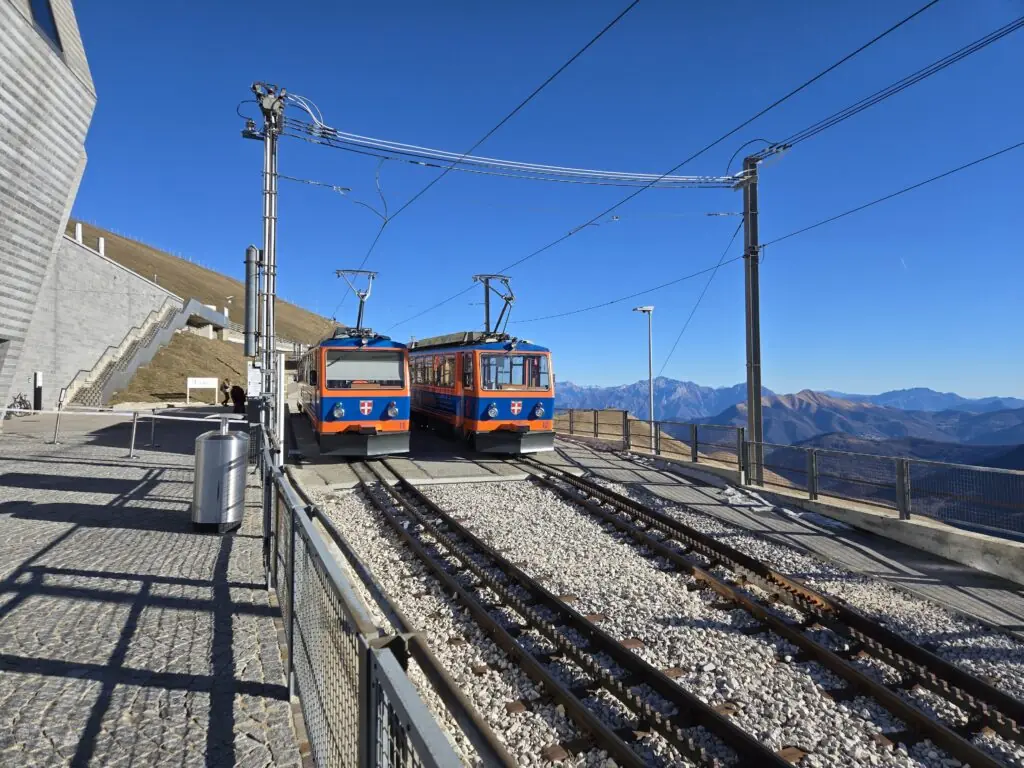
[473,428,555,454]
[318,430,410,457]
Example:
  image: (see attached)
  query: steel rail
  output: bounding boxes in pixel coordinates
[523,458,1011,768]
[375,460,795,768]
[284,465,517,768]
[527,457,1024,741]
[353,462,650,768]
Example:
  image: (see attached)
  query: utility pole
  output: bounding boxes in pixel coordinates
[742,156,764,483]
[246,83,285,447]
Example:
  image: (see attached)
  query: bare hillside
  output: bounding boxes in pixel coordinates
[67,220,336,345]
[111,333,246,405]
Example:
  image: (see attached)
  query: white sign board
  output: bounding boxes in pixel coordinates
[186,377,219,405]
[247,364,262,398]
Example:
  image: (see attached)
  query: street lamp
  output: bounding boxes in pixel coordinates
[633,305,654,451]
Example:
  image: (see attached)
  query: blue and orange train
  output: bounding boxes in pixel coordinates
[298,329,410,456]
[409,331,555,453]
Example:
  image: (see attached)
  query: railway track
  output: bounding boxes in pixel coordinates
[518,455,1019,768]
[354,459,797,767]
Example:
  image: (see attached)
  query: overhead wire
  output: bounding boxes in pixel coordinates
[501,139,1023,331]
[657,219,744,375]
[766,13,1024,153]
[763,139,1023,247]
[348,0,643,271]
[388,0,942,329]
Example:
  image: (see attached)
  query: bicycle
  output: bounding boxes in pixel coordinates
[5,392,32,418]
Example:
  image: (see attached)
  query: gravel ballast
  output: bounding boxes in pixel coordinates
[310,485,634,767]
[422,480,958,768]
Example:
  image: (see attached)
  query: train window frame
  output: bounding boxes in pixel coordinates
[462,352,474,389]
[480,353,550,391]
[323,349,405,390]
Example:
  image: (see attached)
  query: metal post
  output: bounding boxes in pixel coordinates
[287,499,297,696]
[622,410,630,450]
[646,310,654,451]
[807,449,818,500]
[654,422,662,455]
[50,389,65,445]
[569,409,574,435]
[736,427,745,483]
[896,458,911,519]
[128,411,139,458]
[149,409,157,447]
[244,245,259,358]
[690,423,698,462]
[742,157,764,484]
[593,410,599,438]
[263,460,272,588]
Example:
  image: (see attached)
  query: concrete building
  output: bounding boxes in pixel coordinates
[0,0,96,411]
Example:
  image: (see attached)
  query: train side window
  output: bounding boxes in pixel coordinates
[462,353,474,389]
[309,367,318,386]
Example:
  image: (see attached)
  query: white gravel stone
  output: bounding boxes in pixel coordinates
[423,481,933,767]
[311,486,645,766]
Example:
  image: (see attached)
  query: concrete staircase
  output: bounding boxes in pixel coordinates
[70,299,228,407]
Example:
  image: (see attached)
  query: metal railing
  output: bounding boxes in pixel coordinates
[554,408,745,477]
[256,431,461,768]
[554,408,1024,538]
[746,440,1024,536]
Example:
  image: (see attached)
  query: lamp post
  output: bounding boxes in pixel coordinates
[633,305,654,451]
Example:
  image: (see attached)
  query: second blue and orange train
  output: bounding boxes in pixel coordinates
[299,328,555,456]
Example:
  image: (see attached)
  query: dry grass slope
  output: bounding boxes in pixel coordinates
[111,333,247,405]
[67,220,337,345]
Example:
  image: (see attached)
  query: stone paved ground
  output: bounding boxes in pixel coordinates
[0,412,301,767]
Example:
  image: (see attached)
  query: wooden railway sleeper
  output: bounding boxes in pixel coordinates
[378,464,794,768]
[358,470,650,768]
[532,471,1005,768]
[529,460,1024,745]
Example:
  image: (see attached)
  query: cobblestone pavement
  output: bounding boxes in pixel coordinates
[0,413,302,767]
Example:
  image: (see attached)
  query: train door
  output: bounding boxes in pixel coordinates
[460,352,474,437]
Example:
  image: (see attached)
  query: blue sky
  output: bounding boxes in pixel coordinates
[71,1,1023,397]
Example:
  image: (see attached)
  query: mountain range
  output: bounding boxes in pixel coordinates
[556,379,1024,421]
[556,379,1024,468]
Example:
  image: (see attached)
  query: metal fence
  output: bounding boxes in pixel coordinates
[554,408,745,476]
[554,408,1024,538]
[257,432,460,768]
[747,441,1024,537]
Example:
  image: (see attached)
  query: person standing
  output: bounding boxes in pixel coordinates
[220,379,231,407]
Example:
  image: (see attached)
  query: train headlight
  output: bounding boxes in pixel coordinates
[332,403,345,419]
[533,403,545,418]
[386,401,399,418]
[486,402,498,419]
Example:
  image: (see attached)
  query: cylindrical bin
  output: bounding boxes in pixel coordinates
[192,425,249,533]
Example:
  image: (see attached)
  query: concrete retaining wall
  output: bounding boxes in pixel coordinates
[12,236,182,409]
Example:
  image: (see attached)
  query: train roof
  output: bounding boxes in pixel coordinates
[314,327,407,350]
[409,331,549,353]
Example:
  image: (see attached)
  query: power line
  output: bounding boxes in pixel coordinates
[497,139,1023,330]
[392,0,941,328]
[513,256,744,324]
[657,219,744,375]
[763,139,1024,247]
[769,14,1024,153]
[344,0,642,272]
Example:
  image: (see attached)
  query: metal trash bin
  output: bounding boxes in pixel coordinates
[192,420,249,533]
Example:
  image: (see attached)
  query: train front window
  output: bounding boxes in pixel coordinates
[480,354,549,391]
[325,350,404,389]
